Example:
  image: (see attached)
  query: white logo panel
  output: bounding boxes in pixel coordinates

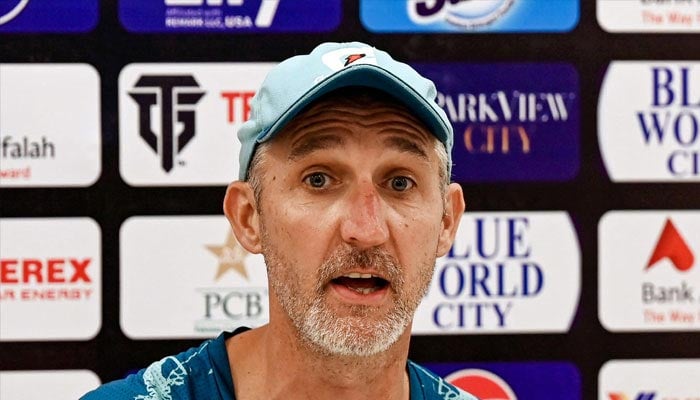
[0,370,101,400]
[599,62,700,182]
[599,359,700,400]
[0,218,102,341]
[120,216,269,339]
[412,212,581,334]
[598,0,700,33]
[599,211,700,332]
[0,64,101,187]
[118,63,274,186]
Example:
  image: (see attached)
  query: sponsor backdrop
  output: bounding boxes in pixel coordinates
[1,1,699,399]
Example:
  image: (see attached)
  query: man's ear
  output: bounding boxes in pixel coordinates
[223,181,262,254]
[436,183,465,257]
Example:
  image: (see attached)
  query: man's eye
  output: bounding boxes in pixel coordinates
[390,176,413,192]
[304,172,328,188]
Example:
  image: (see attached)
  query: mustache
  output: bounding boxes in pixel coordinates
[317,246,404,286]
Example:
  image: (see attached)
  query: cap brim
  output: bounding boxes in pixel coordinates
[256,64,451,145]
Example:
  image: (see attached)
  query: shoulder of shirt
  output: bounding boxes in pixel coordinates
[408,361,479,400]
[79,338,219,400]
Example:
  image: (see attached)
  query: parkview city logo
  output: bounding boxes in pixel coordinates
[598,0,700,33]
[599,359,700,400]
[0,370,100,399]
[119,63,274,186]
[0,218,102,341]
[361,0,579,33]
[120,216,269,339]
[426,362,581,399]
[119,0,340,33]
[599,211,700,332]
[412,212,580,334]
[0,0,97,32]
[0,64,101,188]
[599,62,700,181]
[412,63,579,182]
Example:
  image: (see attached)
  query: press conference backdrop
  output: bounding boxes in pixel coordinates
[2,1,700,399]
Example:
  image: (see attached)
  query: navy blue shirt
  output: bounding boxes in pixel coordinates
[82,330,477,400]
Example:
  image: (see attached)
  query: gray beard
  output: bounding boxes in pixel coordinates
[263,243,433,357]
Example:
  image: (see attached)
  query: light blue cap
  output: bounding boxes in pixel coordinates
[238,41,453,180]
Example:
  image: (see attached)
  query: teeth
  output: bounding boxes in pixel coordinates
[344,273,374,279]
[350,287,376,295]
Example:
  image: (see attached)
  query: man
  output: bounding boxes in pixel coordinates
[83,42,475,400]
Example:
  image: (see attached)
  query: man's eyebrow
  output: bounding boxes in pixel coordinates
[383,135,429,161]
[289,134,345,160]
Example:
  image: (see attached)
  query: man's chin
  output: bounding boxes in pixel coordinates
[297,308,410,357]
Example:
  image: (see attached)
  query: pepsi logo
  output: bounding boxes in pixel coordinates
[445,368,517,400]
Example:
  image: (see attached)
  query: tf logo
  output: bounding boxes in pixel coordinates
[129,75,206,172]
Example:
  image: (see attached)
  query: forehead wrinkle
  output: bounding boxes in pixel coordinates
[288,133,346,161]
[288,107,430,141]
[367,119,432,145]
[293,99,424,126]
[278,93,435,163]
[382,135,429,161]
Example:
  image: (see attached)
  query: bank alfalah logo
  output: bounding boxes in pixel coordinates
[129,75,206,172]
[646,218,694,272]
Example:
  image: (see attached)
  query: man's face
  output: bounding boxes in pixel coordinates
[253,91,455,357]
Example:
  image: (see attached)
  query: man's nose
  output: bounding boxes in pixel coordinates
[340,180,390,248]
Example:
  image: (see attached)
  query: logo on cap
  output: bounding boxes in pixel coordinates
[321,47,377,71]
[444,369,517,400]
[344,54,366,67]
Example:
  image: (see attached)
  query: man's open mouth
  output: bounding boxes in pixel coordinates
[331,273,390,295]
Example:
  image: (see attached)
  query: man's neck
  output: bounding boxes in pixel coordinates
[226,321,412,400]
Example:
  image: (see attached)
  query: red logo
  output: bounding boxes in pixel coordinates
[221,91,254,124]
[445,369,516,400]
[344,53,366,66]
[1,258,92,283]
[646,218,694,272]
[0,258,94,301]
